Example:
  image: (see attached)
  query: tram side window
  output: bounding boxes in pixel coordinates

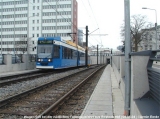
[62,47,73,59]
[72,50,77,59]
[70,49,73,59]
[63,47,67,59]
[79,52,85,60]
[67,48,71,59]
[54,45,60,58]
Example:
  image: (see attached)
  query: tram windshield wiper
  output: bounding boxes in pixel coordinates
[44,53,51,58]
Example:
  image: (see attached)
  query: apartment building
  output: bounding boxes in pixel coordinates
[138,25,160,51]
[0,0,78,54]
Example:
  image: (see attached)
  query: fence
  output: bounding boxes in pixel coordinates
[147,50,160,105]
[111,50,160,117]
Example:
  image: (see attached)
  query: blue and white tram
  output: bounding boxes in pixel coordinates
[36,37,87,69]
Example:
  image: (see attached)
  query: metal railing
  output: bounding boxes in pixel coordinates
[147,50,160,105]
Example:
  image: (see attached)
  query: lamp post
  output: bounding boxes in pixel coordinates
[142,7,158,50]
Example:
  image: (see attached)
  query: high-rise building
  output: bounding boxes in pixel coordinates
[78,29,83,47]
[0,0,78,54]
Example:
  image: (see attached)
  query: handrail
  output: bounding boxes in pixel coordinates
[147,50,160,105]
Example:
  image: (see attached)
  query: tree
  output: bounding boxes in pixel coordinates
[121,40,125,53]
[15,37,27,54]
[120,14,153,52]
[15,37,34,54]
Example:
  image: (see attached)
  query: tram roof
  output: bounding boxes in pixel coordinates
[38,37,85,51]
[38,37,61,41]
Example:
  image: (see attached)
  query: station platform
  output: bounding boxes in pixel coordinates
[80,65,124,119]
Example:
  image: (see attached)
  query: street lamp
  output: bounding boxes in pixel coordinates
[142,7,158,50]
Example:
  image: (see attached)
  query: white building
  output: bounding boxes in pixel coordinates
[138,25,160,51]
[78,29,83,47]
[0,0,77,54]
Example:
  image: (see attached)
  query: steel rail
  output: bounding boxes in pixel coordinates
[0,73,46,86]
[36,65,104,118]
[0,66,96,108]
[0,70,41,80]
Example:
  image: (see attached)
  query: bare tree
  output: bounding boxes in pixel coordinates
[120,14,153,52]
[15,37,27,54]
[15,37,34,54]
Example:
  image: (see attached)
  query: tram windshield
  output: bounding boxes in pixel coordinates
[37,45,53,58]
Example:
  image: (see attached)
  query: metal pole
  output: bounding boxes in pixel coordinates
[97,45,98,65]
[110,49,112,67]
[124,0,131,116]
[142,8,158,49]
[0,0,3,55]
[14,0,15,55]
[85,26,88,67]
[55,0,58,36]
[151,9,158,50]
[155,22,158,50]
[27,4,29,54]
[155,9,158,50]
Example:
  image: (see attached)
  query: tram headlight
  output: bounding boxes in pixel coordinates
[37,58,43,62]
[48,58,52,62]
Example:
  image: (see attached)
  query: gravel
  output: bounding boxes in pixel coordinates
[0,68,85,101]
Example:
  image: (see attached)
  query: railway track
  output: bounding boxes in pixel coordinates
[44,65,105,118]
[0,67,88,103]
[0,66,94,87]
[0,65,104,119]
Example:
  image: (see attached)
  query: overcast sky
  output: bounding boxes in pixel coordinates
[77,0,160,49]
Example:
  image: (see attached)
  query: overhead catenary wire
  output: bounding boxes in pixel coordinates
[30,0,103,47]
[29,0,85,36]
[44,0,87,36]
[86,0,103,46]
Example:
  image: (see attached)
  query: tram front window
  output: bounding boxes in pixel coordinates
[37,45,53,58]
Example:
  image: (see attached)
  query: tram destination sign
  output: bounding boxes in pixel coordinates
[38,40,53,44]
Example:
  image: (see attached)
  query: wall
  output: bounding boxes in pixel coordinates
[0,54,36,73]
[112,52,160,118]
[90,56,110,65]
[112,55,125,99]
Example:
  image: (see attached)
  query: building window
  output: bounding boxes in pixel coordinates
[149,45,152,50]
[32,27,34,30]
[150,35,152,41]
[145,45,148,50]
[37,34,39,37]
[37,27,39,30]
[33,20,35,23]
[33,13,35,16]
[37,6,39,10]
[37,20,39,23]
[32,34,34,37]
[33,6,35,10]
[33,0,35,3]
